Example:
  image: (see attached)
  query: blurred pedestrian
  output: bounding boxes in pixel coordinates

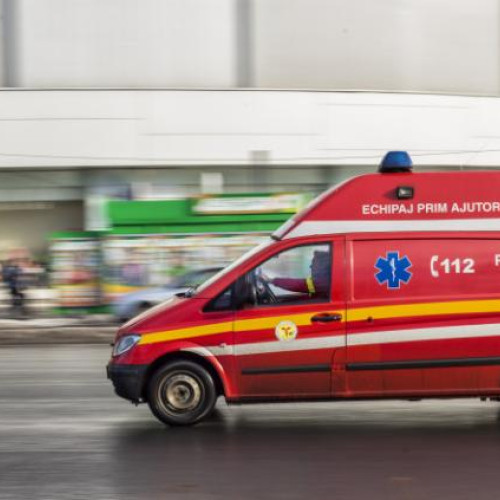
[2,259,27,318]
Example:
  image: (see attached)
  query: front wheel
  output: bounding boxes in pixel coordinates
[147,361,217,426]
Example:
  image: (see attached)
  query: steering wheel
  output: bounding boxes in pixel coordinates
[253,270,278,305]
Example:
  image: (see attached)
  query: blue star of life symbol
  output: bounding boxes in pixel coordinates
[375,251,413,289]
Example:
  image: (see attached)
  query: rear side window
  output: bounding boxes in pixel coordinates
[352,238,500,300]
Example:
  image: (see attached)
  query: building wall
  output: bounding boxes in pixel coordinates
[0,1,5,85]
[12,0,237,88]
[4,88,493,254]
[0,89,499,169]
[0,201,83,257]
[0,170,82,202]
[5,0,500,94]
[2,1,499,257]
[254,0,500,95]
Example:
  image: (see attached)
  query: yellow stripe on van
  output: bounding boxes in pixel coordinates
[139,321,233,345]
[234,311,343,332]
[138,298,500,346]
[138,311,344,346]
[348,299,500,322]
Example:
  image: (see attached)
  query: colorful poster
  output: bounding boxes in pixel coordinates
[101,234,267,303]
[50,238,101,307]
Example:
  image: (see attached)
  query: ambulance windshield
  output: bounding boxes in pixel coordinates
[193,239,274,296]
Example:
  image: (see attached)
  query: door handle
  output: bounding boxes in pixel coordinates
[311,313,343,323]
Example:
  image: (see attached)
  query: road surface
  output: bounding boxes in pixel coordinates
[1,345,500,499]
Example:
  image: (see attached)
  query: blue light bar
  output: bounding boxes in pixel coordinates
[379,151,413,173]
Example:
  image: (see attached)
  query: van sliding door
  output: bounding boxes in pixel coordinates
[347,236,500,397]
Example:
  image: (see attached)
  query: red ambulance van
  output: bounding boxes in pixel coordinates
[107,151,500,425]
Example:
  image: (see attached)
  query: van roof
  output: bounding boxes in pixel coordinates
[274,170,500,239]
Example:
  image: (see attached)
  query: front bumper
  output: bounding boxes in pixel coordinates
[107,363,148,403]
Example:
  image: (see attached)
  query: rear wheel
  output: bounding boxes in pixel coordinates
[147,361,217,426]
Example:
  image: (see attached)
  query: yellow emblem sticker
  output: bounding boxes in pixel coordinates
[275,320,298,341]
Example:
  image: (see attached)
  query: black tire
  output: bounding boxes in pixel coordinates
[147,360,217,426]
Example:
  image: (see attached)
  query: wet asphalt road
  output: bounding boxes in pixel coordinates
[1,345,500,500]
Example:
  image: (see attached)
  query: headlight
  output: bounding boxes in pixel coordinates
[112,334,141,356]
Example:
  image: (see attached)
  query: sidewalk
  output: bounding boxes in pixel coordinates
[0,314,118,345]
[0,284,120,344]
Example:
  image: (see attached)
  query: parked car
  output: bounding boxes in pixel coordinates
[113,267,222,322]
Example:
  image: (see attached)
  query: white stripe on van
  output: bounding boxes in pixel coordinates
[183,323,500,359]
[347,323,500,347]
[284,219,500,238]
[233,335,345,356]
[182,335,345,358]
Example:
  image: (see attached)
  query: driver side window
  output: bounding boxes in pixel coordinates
[241,243,332,308]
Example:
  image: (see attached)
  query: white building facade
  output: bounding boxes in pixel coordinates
[0,0,499,254]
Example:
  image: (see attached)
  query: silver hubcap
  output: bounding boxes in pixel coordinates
[163,373,202,412]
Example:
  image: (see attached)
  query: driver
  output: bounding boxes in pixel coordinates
[269,250,330,299]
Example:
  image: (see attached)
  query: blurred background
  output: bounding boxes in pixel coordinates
[4,3,500,499]
[1,0,500,317]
